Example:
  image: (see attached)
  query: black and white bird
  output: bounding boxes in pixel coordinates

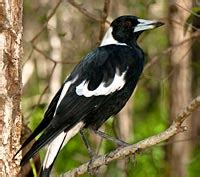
[15,15,163,176]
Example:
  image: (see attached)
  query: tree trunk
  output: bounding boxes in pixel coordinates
[167,1,192,177]
[117,100,133,143]
[0,0,23,176]
[116,100,133,177]
[191,0,200,147]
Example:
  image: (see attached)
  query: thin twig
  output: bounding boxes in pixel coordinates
[68,0,102,22]
[175,2,200,18]
[63,96,200,177]
[25,63,57,120]
[99,0,111,42]
[171,18,199,31]
[32,44,79,64]
[144,31,200,72]
[31,0,62,43]
[22,48,34,67]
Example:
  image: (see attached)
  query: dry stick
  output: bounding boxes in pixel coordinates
[175,2,200,18]
[68,0,102,22]
[22,47,34,67]
[32,44,79,64]
[144,31,200,72]
[63,96,200,177]
[24,63,57,121]
[171,18,199,31]
[31,0,62,43]
[99,0,111,42]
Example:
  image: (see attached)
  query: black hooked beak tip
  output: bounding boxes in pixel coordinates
[152,21,165,28]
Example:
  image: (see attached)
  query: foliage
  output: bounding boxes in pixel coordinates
[22,0,200,176]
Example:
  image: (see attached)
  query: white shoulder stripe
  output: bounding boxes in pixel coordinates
[100,27,127,46]
[76,69,127,97]
[54,76,78,115]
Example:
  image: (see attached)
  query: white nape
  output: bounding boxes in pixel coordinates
[54,76,78,116]
[76,68,127,97]
[43,122,84,169]
[100,27,127,46]
[134,19,157,32]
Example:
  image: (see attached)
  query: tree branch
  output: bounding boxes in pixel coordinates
[175,2,200,18]
[68,0,102,22]
[30,0,62,43]
[99,0,111,42]
[32,44,79,64]
[63,96,200,177]
[144,31,200,72]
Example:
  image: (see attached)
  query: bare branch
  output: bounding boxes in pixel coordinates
[99,0,111,42]
[68,0,111,44]
[68,0,102,22]
[32,44,79,64]
[144,31,200,72]
[175,2,200,18]
[63,96,200,177]
[30,0,62,43]
[24,63,57,121]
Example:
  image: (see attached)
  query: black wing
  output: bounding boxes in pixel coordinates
[21,45,142,165]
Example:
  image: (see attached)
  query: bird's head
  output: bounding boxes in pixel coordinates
[100,15,164,47]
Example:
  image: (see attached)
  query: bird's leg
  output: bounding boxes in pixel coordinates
[80,130,100,177]
[80,130,96,158]
[91,129,130,147]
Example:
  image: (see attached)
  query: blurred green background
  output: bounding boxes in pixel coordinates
[21,0,200,176]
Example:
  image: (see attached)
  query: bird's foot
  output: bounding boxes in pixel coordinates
[91,129,130,147]
[87,153,101,177]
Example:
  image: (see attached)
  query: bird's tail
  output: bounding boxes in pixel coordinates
[39,122,84,177]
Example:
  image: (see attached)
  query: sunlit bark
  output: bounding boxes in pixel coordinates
[0,0,23,176]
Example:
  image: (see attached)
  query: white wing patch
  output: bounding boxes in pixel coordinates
[43,122,84,169]
[76,69,127,97]
[100,27,127,46]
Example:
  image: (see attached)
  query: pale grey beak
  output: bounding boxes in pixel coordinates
[134,19,164,32]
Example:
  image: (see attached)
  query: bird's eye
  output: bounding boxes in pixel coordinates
[122,20,132,28]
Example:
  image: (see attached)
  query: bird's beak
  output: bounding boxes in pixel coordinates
[134,19,164,33]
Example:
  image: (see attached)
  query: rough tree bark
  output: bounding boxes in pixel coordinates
[167,1,192,177]
[0,0,23,176]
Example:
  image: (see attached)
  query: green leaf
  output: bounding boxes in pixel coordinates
[184,6,200,33]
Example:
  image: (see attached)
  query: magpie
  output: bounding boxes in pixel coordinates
[15,15,164,177]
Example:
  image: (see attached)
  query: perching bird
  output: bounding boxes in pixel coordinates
[15,15,164,176]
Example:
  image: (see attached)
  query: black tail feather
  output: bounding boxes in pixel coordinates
[20,123,72,166]
[13,86,63,160]
[39,165,54,177]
